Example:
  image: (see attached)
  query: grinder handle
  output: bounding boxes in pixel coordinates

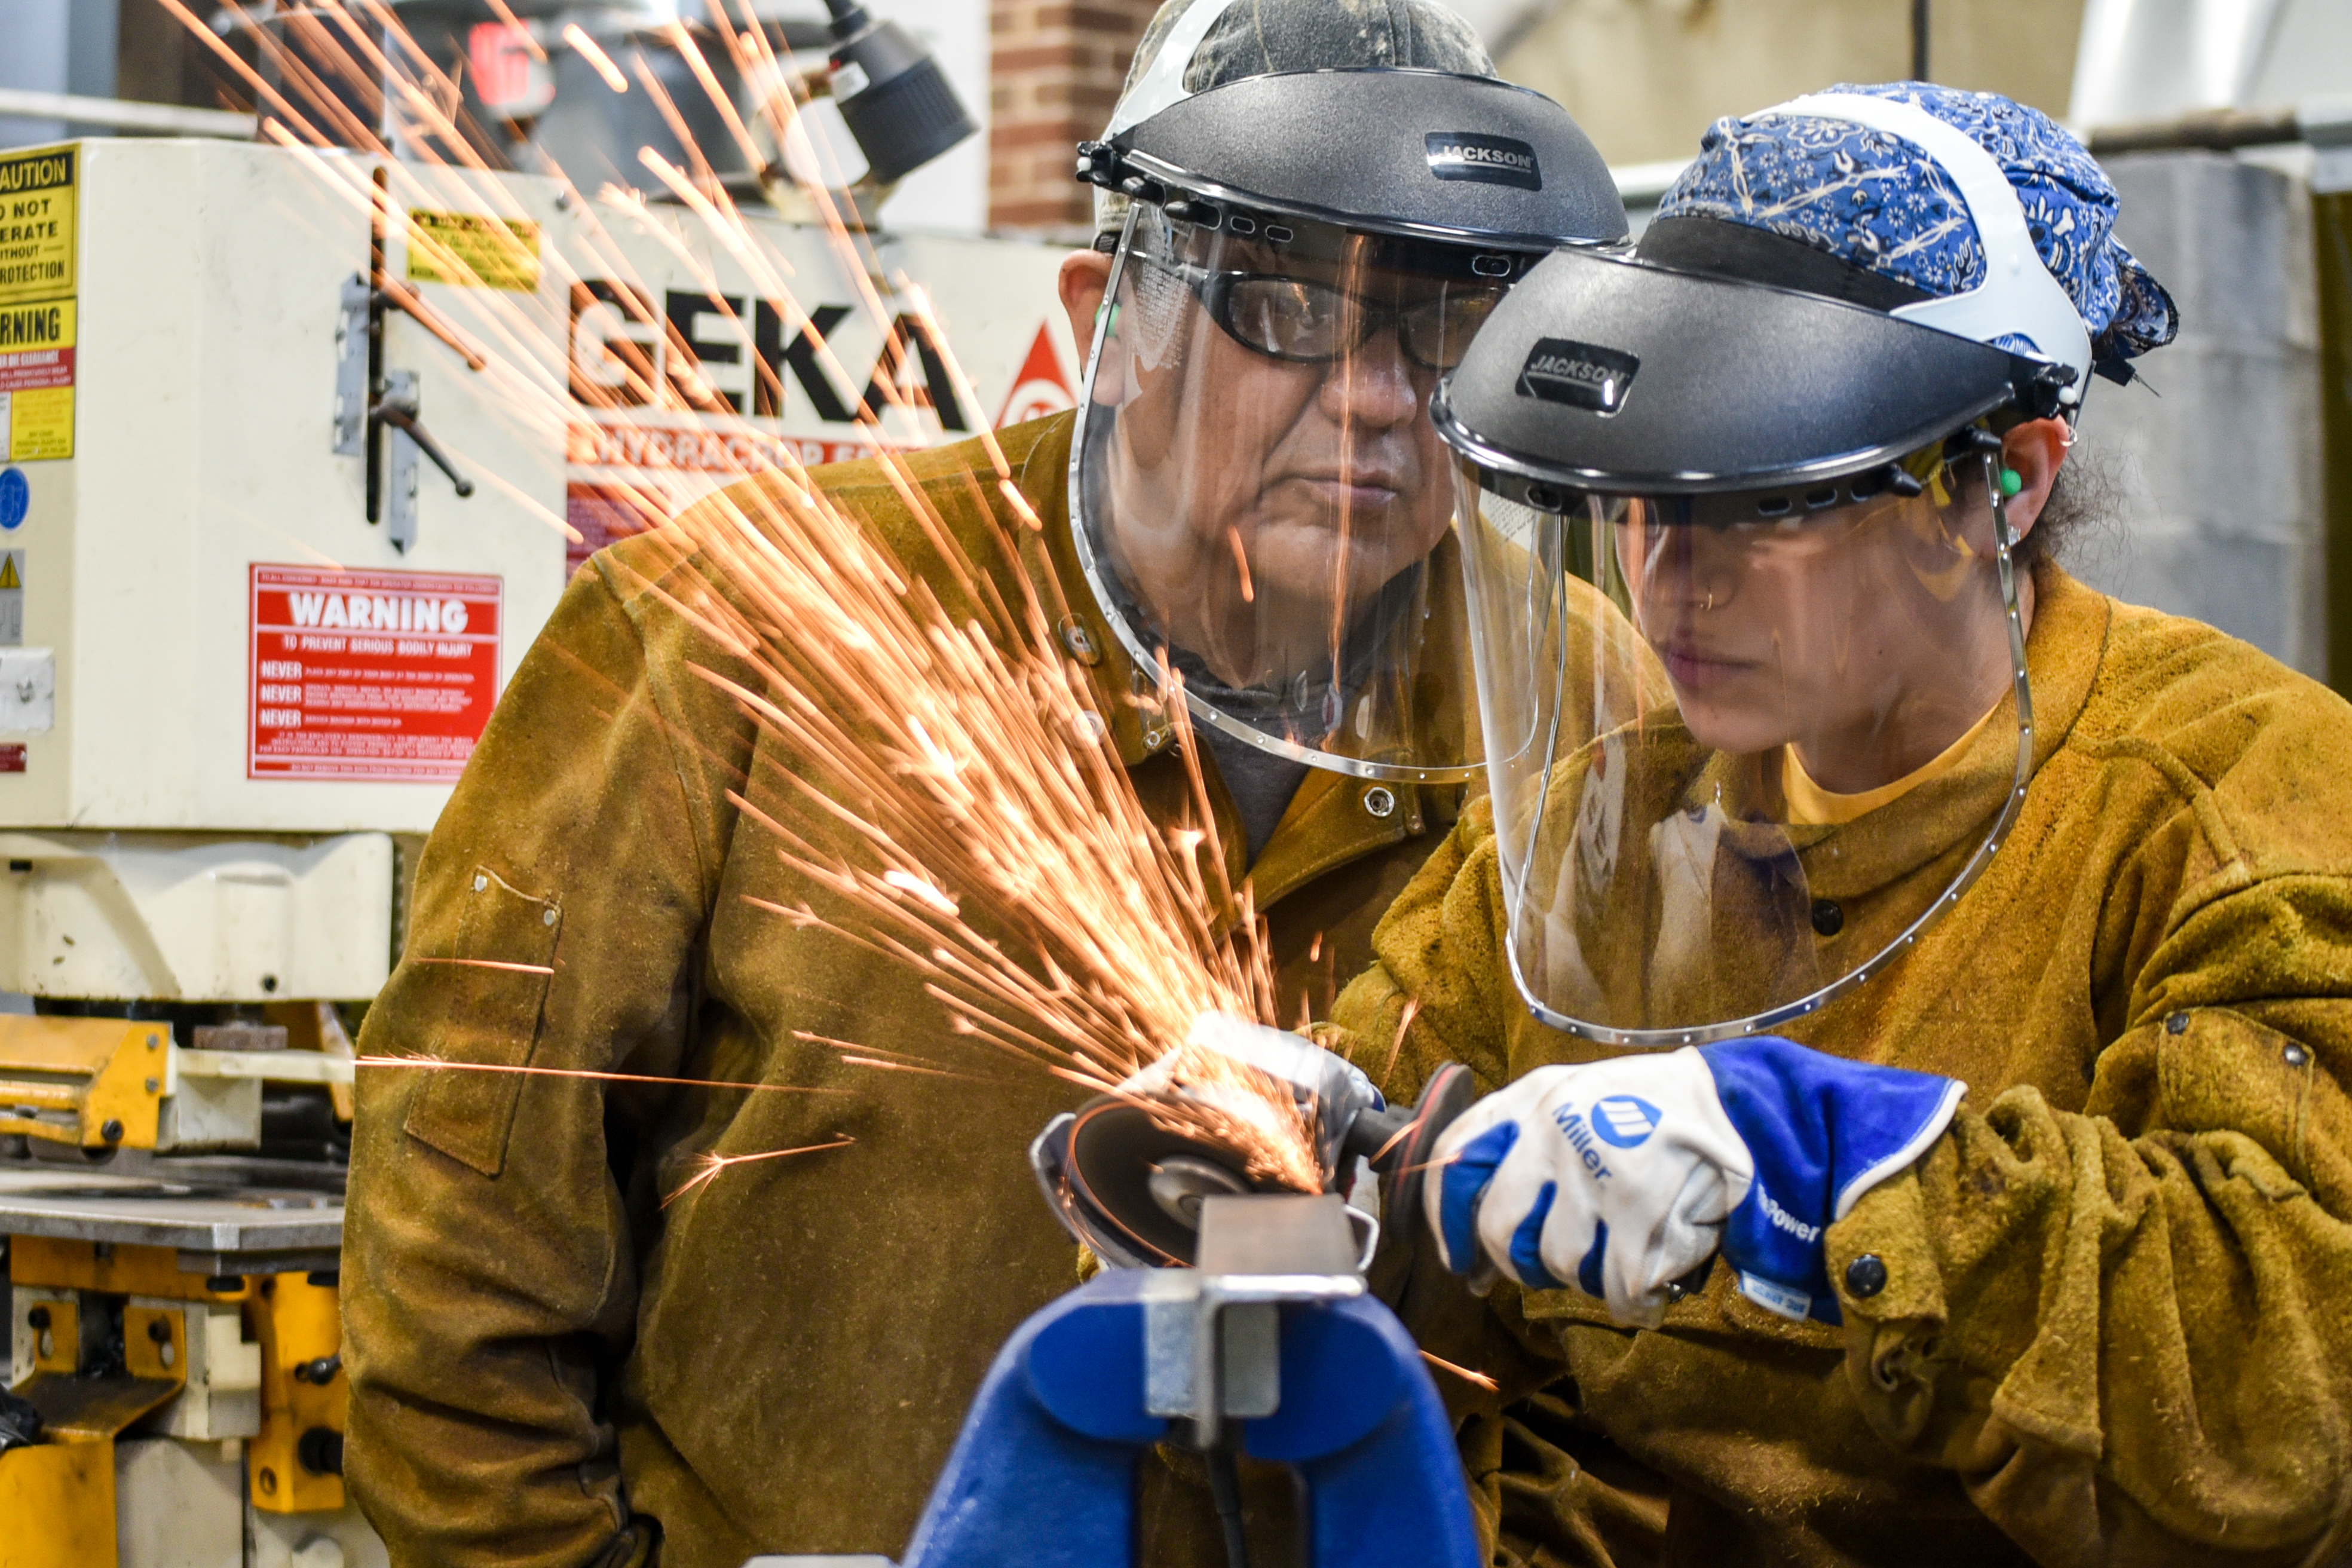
[1341,1061,1483,1232]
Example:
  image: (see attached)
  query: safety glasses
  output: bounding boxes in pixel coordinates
[1171,263,1505,371]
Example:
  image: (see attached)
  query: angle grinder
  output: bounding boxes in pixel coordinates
[1029,1013,1482,1269]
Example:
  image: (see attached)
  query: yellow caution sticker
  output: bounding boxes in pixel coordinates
[4,388,74,461]
[406,209,542,292]
[0,146,75,307]
[0,548,24,647]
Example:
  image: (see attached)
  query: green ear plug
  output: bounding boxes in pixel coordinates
[1999,467,2024,497]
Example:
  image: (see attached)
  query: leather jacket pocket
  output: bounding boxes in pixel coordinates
[402,863,561,1177]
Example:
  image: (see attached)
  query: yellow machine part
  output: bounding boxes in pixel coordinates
[22,1294,76,1374]
[122,1304,185,1381]
[4,1271,192,1568]
[0,1015,167,1150]
[10,1238,255,1303]
[247,1270,346,1515]
[0,1438,117,1568]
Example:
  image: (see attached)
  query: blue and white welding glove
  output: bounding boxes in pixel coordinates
[1425,1037,1963,1327]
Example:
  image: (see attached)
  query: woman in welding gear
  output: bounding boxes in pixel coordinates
[338,4,1627,1567]
[1333,84,2352,1564]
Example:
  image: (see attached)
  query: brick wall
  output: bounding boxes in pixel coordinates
[989,0,1161,237]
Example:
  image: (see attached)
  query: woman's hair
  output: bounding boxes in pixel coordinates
[2014,442,2121,569]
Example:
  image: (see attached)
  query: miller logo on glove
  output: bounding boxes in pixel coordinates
[1425,1036,1963,1326]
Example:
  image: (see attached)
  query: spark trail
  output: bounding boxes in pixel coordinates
[664,1136,857,1208]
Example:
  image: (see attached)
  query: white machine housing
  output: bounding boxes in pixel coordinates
[0,138,1073,999]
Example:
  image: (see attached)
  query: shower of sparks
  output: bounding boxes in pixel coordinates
[1116,1034,1321,1192]
[635,476,1316,1187]
[182,1,1324,1195]
[664,1136,856,1208]
[1420,1351,1498,1392]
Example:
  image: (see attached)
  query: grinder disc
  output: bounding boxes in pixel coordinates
[1064,1097,1278,1266]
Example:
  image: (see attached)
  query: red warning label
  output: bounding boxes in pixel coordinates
[249,564,503,781]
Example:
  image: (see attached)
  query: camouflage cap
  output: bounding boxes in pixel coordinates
[1095,0,1496,237]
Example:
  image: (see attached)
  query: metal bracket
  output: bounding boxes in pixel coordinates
[335,266,481,547]
[332,273,371,457]
[1149,1193,1364,1448]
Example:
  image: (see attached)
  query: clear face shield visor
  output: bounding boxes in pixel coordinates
[1071,202,1526,782]
[1454,446,2035,1045]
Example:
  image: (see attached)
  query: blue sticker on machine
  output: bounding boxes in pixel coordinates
[0,470,26,532]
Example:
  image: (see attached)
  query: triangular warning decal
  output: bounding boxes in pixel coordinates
[994,323,1076,428]
[0,556,22,591]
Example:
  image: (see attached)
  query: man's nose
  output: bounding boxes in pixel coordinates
[1318,321,1419,428]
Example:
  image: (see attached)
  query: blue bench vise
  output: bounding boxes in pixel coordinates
[752,1192,1481,1568]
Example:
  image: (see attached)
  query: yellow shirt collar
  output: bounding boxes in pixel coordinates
[1780,706,2001,826]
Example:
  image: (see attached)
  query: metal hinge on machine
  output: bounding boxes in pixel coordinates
[332,268,481,552]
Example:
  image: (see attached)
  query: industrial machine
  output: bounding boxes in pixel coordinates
[0,125,1071,1567]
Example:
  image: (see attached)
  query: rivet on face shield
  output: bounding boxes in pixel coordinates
[1144,728,1169,752]
[1362,786,1397,820]
[1057,616,1101,666]
[2284,1042,2311,1067]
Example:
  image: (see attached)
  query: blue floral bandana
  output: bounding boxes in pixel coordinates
[1659,82,2178,374]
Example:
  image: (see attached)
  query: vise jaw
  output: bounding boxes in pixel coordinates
[889,1192,1479,1568]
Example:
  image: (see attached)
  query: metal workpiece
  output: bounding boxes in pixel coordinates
[1156,1195,1365,1450]
[0,1168,343,1271]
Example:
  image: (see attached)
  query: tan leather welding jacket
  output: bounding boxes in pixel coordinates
[1333,563,2352,1567]
[338,411,1460,1568]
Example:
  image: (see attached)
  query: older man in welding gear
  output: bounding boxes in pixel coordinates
[1334,83,2352,1565]
[336,4,1625,1567]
